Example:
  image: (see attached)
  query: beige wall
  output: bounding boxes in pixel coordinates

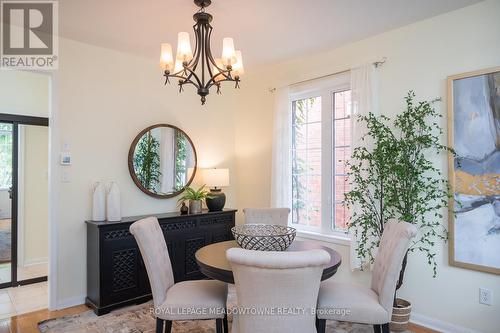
[54,37,243,304]
[51,1,500,331]
[234,1,500,332]
[0,70,49,118]
[21,125,49,264]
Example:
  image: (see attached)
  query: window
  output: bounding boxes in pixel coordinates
[290,75,351,235]
[0,124,12,190]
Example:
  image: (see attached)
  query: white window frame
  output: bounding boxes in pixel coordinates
[289,72,350,241]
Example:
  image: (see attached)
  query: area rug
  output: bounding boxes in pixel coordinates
[0,228,11,263]
[39,287,413,333]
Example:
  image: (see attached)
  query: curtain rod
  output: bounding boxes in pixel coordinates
[269,57,387,93]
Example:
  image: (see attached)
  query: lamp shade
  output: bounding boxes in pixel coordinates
[204,168,229,188]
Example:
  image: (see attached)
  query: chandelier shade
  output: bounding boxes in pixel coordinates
[160,0,243,105]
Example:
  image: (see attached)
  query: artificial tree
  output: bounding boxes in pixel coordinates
[345,91,453,291]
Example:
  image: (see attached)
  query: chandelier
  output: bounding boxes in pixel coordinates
[159,0,244,105]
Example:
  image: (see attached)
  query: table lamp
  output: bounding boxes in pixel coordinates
[203,168,229,211]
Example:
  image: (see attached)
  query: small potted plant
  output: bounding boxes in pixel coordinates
[178,185,213,214]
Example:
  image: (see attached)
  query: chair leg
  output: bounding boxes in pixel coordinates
[216,318,223,333]
[373,324,381,333]
[316,318,326,333]
[223,313,229,333]
[156,318,164,333]
[165,320,172,333]
[381,323,390,333]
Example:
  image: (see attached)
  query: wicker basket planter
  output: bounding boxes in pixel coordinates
[390,298,412,332]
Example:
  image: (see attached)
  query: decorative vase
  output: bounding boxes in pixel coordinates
[180,202,189,215]
[206,189,226,212]
[390,298,412,332]
[106,182,121,222]
[189,200,202,214]
[92,182,106,222]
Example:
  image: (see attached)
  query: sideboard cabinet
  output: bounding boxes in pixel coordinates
[85,209,236,315]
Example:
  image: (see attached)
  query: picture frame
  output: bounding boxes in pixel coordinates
[447,66,500,275]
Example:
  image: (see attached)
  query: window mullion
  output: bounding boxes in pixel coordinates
[321,89,333,235]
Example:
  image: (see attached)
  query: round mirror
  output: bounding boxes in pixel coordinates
[128,124,197,198]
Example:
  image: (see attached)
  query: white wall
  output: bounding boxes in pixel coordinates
[20,125,49,265]
[0,71,49,118]
[234,1,500,332]
[53,37,243,304]
[0,71,49,220]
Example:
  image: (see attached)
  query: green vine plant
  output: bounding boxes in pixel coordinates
[344,91,454,291]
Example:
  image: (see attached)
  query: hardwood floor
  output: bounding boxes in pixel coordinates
[0,304,88,333]
[0,304,439,333]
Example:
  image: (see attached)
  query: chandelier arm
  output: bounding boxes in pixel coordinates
[166,74,197,85]
[204,24,217,79]
[205,68,235,88]
[182,24,203,88]
[206,75,238,90]
[186,22,199,69]
[200,21,209,87]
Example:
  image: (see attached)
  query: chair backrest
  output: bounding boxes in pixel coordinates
[130,217,175,308]
[371,220,417,315]
[227,248,330,333]
[243,208,290,226]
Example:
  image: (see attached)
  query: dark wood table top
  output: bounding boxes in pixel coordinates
[195,240,342,284]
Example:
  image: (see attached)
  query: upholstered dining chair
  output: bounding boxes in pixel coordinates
[243,207,290,226]
[130,217,228,333]
[316,220,417,333]
[226,247,330,333]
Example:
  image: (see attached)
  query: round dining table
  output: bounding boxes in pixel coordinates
[195,240,342,284]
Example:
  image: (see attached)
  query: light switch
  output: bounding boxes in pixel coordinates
[61,170,71,183]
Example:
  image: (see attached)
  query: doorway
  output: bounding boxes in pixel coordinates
[0,114,49,289]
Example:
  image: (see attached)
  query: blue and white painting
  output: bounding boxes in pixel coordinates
[451,69,500,274]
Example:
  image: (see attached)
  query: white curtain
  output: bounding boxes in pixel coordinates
[160,127,175,194]
[349,63,379,270]
[270,87,292,215]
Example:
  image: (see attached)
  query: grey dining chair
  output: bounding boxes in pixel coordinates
[130,217,228,333]
[316,220,417,333]
[227,247,330,333]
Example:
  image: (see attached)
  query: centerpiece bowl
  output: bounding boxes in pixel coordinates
[231,224,296,251]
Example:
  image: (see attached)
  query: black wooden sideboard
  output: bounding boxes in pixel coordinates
[85,209,236,315]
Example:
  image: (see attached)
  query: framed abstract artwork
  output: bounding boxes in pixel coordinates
[447,66,500,275]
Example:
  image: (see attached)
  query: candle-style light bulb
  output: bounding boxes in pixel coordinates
[176,32,193,63]
[160,43,174,71]
[174,58,185,76]
[221,37,237,67]
[232,50,244,77]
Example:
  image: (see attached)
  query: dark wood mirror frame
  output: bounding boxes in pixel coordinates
[128,124,197,199]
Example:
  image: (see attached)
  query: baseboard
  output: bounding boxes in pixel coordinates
[411,311,482,333]
[55,295,86,310]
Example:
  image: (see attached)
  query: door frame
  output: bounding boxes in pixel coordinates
[0,113,49,288]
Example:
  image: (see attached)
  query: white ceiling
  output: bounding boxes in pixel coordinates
[59,0,482,67]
